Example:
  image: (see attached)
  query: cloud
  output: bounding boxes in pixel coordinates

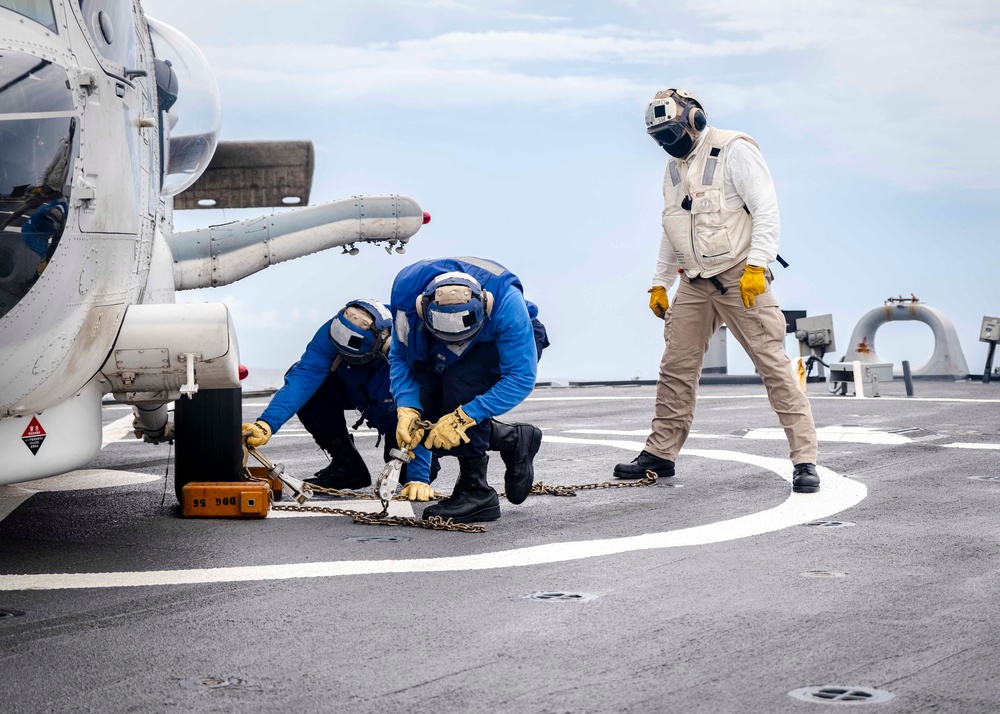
[393,0,569,23]
[177,293,308,332]
[629,0,1000,189]
[162,0,1000,190]
[200,26,795,112]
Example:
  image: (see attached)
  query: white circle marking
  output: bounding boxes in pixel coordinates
[0,438,866,591]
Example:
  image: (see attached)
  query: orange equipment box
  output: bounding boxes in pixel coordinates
[181,481,271,518]
[245,466,283,500]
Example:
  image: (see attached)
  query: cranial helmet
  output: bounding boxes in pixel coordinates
[415,271,494,343]
[644,88,707,155]
[329,299,392,363]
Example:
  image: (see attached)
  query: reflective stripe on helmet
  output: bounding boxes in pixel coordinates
[420,272,488,343]
[424,301,484,341]
[329,299,392,363]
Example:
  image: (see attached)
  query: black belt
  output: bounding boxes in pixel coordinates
[690,274,729,294]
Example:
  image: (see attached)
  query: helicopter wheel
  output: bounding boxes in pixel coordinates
[173,387,243,502]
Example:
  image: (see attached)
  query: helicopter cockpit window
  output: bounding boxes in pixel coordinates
[0,52,76,320]
[0,1,57,33]
[78,0,136,68]
[147,17,221,198]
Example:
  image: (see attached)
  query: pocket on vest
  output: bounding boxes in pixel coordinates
[691,190,732,264]
[693,224,732,264]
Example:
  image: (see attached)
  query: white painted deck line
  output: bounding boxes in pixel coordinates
[14,470,160,492]
[0,486,35,523]
[0,439,866,591]
[529,394,1000,404]
[564,429,719,439]
[942,442,1000,450]
[272,428,379,438]
[811,395,1000,404]
[269,500,415,518]
[102,414,137,446]
[743,426,911,445]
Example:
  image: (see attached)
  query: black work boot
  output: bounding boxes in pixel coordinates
[422,454,501,523]
[305,434,371,491]
[488,420,542,505]
[792,463,820,493]
[613,450,675,480]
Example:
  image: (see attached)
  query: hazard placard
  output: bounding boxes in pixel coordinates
[21,416,46,455]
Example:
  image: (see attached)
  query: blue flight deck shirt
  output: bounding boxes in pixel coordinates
[259,319,433,483]
[389,258,538,423]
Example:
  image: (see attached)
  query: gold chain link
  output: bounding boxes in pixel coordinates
[502,471,659,498]
[269,471,659,533]
[271,501,487,533]
[304,483,448,500]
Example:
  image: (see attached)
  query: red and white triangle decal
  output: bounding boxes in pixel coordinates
[21,416,46,455]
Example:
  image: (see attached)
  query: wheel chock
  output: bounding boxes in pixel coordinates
[181,481,271,518]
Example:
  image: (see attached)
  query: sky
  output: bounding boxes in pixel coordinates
[141,0,1000,384]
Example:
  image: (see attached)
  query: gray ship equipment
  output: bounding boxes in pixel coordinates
[794,314,836,381]
[841,296,969,380]
[980,316,1000,384]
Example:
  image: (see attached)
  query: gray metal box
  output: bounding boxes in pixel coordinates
[980,316,1000,343]
[795,314,835,357]
[828,362,894,382]
[829,361,894,396]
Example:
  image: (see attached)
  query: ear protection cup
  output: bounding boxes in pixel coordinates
[483,291,494,316]
[667,88,707,131]
[367,321,390,358]
[689,106,707,132]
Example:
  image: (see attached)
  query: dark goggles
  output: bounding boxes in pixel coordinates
[648,121,688,147]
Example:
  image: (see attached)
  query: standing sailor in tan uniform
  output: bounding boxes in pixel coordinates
[615,88,820,494]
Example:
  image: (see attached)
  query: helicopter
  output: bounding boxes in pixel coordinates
[0,0,428,498]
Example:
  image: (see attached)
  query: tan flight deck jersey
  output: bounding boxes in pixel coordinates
[646,126,818,466]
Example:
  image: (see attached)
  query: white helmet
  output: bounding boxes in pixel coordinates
[644,88,707,156]
[329,299,392,363]
[415,272,494,343]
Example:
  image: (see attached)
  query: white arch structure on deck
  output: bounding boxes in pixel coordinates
[843,302,969,379]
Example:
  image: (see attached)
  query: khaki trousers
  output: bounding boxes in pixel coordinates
[646,261,817,465]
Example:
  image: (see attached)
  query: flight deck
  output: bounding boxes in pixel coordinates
[1,382,998,713]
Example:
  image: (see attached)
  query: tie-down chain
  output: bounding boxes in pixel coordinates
[253,450,660,533]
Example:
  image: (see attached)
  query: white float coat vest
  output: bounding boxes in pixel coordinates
[661,126,760,280]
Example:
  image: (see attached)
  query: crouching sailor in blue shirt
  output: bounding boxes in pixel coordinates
[241,299,436,496]
[389,257,549,523]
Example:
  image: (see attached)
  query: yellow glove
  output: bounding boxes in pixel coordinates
[400,482,434,501]
[424,406,477,450]
[241,420,272,447]
[739,264,767,308]
[648,286,669,318]
[396,407,426,457]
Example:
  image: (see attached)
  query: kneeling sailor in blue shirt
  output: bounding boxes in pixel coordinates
[241,299,436,497]
[389,257,549,523]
